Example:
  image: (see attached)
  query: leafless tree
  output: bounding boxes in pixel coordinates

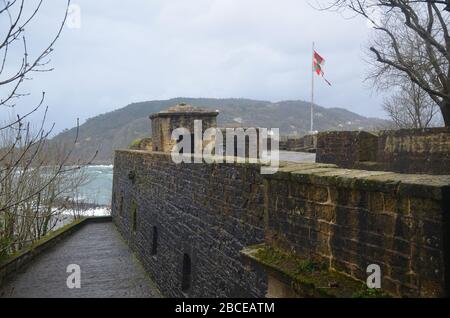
[314,1,450,127]
[0,120,92,254]
[383,80,442,128]
[0,1,98,258]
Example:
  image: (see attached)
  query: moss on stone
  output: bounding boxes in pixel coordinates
[130,139,142,148]
[243,244,392,298]
[0,217,87,266]
[255,245,326,274]
[352,286,391,298]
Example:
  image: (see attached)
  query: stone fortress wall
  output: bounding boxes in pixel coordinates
[113,151,267,297]
[316,128,450,175]
[280,134,317,153]
[113,151,450,297]
[261,164,450,297]
[112,104,450,298]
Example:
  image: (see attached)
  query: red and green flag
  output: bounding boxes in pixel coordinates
[313,50,331,86]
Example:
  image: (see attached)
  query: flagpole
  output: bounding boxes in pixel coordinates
[310,42,315,133]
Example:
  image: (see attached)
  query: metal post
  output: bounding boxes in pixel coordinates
[310,42,315,133]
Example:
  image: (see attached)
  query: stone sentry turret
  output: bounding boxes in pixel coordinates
[149,103,219,153]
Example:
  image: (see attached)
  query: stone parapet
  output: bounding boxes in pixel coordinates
[112,150,450,297]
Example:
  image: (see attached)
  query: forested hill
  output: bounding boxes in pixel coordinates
[51,97,388,163]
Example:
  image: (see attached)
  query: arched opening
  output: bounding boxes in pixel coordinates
[177,134,185,154]
[151,226,158,256]
[177,133,195,154]
[181,253,191,292]
[245,135,250,158]
[131,201,137,233]
[119,196,123,217]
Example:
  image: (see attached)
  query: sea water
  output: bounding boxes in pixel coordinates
[74,151,314,216]
[70,165,113,216]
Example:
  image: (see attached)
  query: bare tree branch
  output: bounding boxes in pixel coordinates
[317,0,450,126]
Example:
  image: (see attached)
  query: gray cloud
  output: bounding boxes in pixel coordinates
[3,0,386,133]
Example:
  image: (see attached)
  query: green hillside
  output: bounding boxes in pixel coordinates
[52,97,388,163]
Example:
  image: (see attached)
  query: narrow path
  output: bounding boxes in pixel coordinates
[278,151,316,163]
[0,222,162,298]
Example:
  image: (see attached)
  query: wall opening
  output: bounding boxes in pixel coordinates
[190,134,195,154]
[119,195,124,217]
[177,134,195,154]
[131,201,137,233]
[181,253,192,293]
[151,226,158,256]
[177,135,184,153]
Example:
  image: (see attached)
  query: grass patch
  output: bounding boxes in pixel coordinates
[255,245,326,274]
[352,286,391,298]
[130,139,141,148]
[246,244,392,298]
[0,217,87,266]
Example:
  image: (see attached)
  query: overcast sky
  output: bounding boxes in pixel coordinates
[3,0,386,133]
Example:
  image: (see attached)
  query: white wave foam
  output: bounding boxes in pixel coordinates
[62,207,111,217]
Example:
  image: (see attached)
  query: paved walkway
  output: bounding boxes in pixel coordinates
[278,151,316,163]
[0,222,162,298]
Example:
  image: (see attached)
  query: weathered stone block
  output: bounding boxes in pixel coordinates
[113,152,450,298]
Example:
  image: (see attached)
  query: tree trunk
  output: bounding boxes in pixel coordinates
[441,102,450,127]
